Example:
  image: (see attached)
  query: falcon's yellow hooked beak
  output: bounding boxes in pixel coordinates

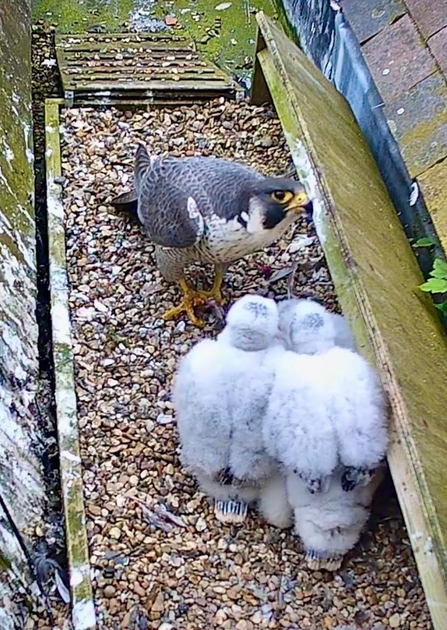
[270,186,313,218]
[288,189,311,211]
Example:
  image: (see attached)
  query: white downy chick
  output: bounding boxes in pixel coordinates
[263,352,339,494]
[265,299,388,569]
[264,301,339,493]
[277,297,357,352]
[286,463,386,571]
[277,299,389,491]
[331,313,357,352]
[173,294,292,528]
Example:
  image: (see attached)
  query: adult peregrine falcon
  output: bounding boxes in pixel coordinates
[111,144,312,326]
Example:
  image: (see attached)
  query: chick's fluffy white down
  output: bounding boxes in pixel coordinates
[264,345,388,483]
[263,350,338,483]
[287,466,385,556]
[173,338,278,485]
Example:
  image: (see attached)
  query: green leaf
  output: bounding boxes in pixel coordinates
[412,237,436,248]
[430,258,447,279]
[435,301,447,315]
[419,278,447,293]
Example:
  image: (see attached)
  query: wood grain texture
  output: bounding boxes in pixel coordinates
[253,12,447,629]
[45,99,97,630]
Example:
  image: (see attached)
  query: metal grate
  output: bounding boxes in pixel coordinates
[55,32,241,107]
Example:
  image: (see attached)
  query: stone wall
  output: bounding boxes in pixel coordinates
[0,0,46,607]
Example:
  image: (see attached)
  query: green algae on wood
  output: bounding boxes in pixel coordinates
[32,0,278,80]
[418,159,447,257]
[0,0,47,621]
[45,99,97,630]
[253,13,447,630]
[32,0,137,33]
[151,0,278,79]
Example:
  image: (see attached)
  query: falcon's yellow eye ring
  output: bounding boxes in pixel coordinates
[271,190,293,204]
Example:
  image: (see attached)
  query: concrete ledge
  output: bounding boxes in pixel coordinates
[45,98,97,630]
[253,12,447,630]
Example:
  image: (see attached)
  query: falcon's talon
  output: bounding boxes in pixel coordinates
[195,266,225,305]
[162,277,209,327]
[305,550,343,572]
[214,499,248,524]
[195,288,225,305]
[162,302,205,328]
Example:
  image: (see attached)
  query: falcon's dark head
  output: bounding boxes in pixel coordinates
[246,178,313,231]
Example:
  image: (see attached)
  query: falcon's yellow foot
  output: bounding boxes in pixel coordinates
[194,285,224,304]
[195,266,225,304]
[163,270,226,327]
[163,278,208,328]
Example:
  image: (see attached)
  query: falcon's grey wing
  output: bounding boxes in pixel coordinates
[172,157,265,222]
[135,145,205,249]
[134,143,154,195]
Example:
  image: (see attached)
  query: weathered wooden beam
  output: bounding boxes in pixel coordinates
[252,12,447,630]
[45,98,97,630]
[250,27,272,106]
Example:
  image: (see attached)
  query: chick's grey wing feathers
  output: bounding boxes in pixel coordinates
[136,152,266,248]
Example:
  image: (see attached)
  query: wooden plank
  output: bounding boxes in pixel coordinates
[63,62,211,72]
[250,27,273,106]
[55,30,239,106]
[45,99,97,630]
[63,52,201,62]
[253,12,447,630]
[56,40,195,53]
[73,80,232,91]
[63,69,219,81]
[57,31,189,41]
[418,162,447,255]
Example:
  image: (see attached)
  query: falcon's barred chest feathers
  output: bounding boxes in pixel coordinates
[112,143,312,326]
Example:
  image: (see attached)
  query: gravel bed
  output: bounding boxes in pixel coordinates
[61,99,432,629]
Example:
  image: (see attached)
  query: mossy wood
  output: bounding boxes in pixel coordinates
[45,99,97,630]
[252,12,447,629]
[418,161,447,257]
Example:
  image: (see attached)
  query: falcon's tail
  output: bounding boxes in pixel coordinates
[134,143,154,193]
[110,189,140,223]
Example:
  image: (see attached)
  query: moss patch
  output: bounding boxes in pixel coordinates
[1,2,35,243]
[418,159,447,253]
[32,0,135,32]
[32,0,278,79]
[151,0,277,78]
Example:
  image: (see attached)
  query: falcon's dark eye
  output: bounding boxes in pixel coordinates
[271,190,293,204]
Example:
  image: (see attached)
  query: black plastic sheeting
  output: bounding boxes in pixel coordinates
[279,0,444,278]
